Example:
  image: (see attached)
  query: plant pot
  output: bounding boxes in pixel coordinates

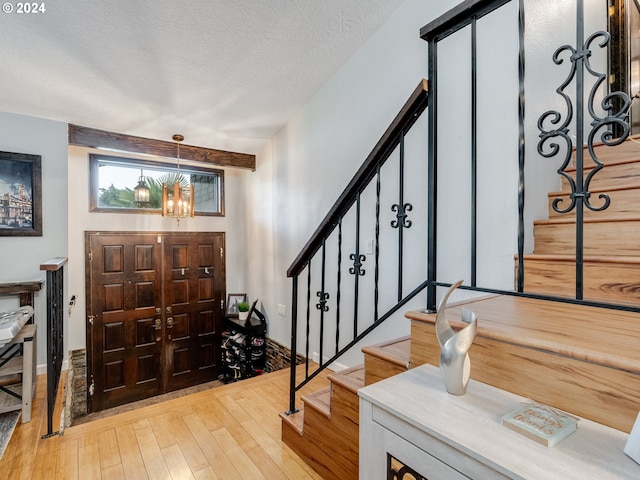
[238,311,248,321]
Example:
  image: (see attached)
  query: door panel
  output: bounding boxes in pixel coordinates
[88,232,163,411]
[164,234,224,392]
[87,231,225,412]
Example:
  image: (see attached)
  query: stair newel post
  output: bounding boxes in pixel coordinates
[288,275,299,414]
[426,37,438,313]
[537,0,630,302]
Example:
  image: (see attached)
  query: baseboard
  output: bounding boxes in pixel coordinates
[36,359,68,376]
[311,352,348,372]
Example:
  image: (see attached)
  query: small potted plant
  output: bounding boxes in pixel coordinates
[237,301,250,321]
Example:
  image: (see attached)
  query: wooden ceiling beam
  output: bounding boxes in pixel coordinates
[68,124,256,170]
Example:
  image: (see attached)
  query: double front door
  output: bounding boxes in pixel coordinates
[86,231,226,412]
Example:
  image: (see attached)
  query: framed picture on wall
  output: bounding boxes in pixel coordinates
[226,293,247,317]
[0,151,42,236]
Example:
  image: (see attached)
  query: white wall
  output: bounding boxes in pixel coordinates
[244,0,465,366]
[242,0,611,366]
[0,111,68,368]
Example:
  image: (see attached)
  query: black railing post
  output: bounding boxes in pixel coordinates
[40,257,67,439]
[427,39,438,312]
[288,275,298,414]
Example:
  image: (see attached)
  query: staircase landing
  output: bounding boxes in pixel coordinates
[407,294,640,432]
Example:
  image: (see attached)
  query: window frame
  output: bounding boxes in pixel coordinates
[89,153,225,216]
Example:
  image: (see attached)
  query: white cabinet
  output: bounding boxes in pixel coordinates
[359,364,640,480]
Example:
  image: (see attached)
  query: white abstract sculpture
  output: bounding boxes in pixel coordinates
[435,280,478,395]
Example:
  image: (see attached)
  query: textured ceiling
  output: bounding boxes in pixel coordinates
[0,0,404,154]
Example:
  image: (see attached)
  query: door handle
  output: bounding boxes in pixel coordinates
[166,306,172,314]
[167,317,174,328]
[154,318,162,330]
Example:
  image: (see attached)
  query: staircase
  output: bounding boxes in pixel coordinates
[280,338,410,480]
[282,137,640,480]
[518,137,640,304]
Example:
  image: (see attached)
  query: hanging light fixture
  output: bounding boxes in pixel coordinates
[133,169,150,206]
[162,134,195,221]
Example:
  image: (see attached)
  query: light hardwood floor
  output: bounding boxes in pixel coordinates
[0,368,327,479]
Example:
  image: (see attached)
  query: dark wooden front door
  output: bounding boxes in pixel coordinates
[86,231,225,412]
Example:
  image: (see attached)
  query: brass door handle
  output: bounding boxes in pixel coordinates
[167,317,174,328]
[154,318,162,330]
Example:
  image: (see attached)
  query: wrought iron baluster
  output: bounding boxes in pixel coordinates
[537,0,630,300]
[391,132,413,302]
[305,262,311,377]
[517,0,525,293]
[350,192,364,338]
[336,219,342,357]
[288,275,299,414]
[375,164,381,322]
[427,39,438,313]
[471,16,478,287]
[316,239,328,367]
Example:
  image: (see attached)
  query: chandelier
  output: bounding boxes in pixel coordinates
[162,134,194,221]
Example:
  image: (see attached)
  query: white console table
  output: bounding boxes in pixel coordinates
[359,364,640,479]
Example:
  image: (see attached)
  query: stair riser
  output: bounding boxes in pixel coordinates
[573,139,640,166]
[534,220,640,256]
[282,394,359,480]
[410,319,640,433]
[548,188,640,219]
[563,160,640,192]
[516,258,640,304]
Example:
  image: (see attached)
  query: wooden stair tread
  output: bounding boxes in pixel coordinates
[534,215,640,225]
[406,295,640,374]
[548,183,640,196]
[279,408,305,435]
[518,253,640,264]
[327,365,364,393]
[361,336,411,369]
[300,387,331,418]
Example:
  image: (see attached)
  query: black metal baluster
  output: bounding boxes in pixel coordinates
[537,0,630,300]
[305,262,311,377]
[375,165,381,322]
[391,132,413,302]
[471,16,478,287]
[288,275,298,414]
[335,219,342,356]
[350,192,365,338]
[517,0,526,293]
[427,39,438,312]
[316,239,328,367]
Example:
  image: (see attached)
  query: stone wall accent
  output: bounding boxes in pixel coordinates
[265,337,305,373]
[69,349,87,422]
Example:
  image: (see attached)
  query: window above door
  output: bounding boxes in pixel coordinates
[89,153,224,216]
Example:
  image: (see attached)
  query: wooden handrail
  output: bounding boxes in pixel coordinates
[286,79,429,277]
[420,0,511,42]
[40,257,68,272]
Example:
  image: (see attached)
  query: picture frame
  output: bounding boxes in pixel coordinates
[0,151,42,236]
[243,299,259,326]
[226,293,247,317]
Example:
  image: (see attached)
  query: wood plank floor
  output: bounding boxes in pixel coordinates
[0,368,327,479]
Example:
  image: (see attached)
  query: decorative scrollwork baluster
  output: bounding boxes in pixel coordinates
[538,29,630,215]
[391,203,413,229]
[349,253,366,276]
[316,291,329,312]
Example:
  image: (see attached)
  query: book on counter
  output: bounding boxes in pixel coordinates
[501,403,578,447]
